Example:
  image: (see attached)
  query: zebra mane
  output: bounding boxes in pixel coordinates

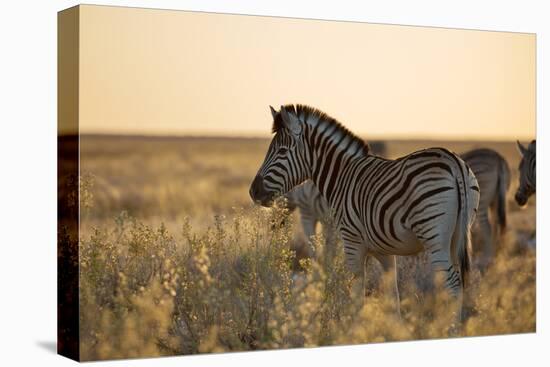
[271,104,370,155]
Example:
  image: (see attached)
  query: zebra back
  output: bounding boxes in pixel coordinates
[460,148,510,231]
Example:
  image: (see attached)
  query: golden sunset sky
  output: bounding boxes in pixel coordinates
[77,5,535,140]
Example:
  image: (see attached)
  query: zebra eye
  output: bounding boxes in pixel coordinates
[278,147,289,155]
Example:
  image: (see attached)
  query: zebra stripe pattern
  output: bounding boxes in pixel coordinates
[249,104,480,317]
[515,140,536,206]
[285,141,387,243]
[286,148,508,274]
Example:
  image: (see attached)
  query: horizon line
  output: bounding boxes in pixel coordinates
[61,131,536,142]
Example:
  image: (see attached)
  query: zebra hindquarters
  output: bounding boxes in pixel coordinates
[451,166,479,320]
[411,168,479,322]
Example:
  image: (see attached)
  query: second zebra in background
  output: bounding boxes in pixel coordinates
[460,149,510,270]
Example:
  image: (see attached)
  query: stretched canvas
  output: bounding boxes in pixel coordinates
[58,4,536,362]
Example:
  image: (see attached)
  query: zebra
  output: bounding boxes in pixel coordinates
[287,150,507,275]
[459,149,510,271]
[515,140,536,206]
[249,104,479,318]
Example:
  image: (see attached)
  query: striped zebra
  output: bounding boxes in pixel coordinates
[460,149,510,270]
[286,149,507,272]
[249,104,479,318]
[515,140,536,206]
[285,149,510,271]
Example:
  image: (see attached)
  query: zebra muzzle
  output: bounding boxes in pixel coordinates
[249,174,274,207]
[514,189,532,207]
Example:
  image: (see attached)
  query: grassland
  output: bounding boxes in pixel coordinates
[72,135,535,361]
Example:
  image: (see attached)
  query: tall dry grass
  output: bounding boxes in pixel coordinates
[78,204,535,361]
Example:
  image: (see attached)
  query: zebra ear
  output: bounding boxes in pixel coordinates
[269,105,277,119]
[517,140,527,156]
[280,105,302,137]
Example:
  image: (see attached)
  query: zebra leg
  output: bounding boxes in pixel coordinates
[422,231,464,322]
[489,201,502,246]
[300,210,317,257]
[342,237,367,308]
[476,209,493,272]
[301,213,317,240]
[321,225,332,260]
[373,254,401,319]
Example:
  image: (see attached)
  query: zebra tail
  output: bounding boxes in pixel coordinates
[496,159,510,232]
[453,166,477,289]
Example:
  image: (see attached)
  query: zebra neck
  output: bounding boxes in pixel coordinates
[307,134,367,209]
[300,114,369,218]
[311,153,379,221]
